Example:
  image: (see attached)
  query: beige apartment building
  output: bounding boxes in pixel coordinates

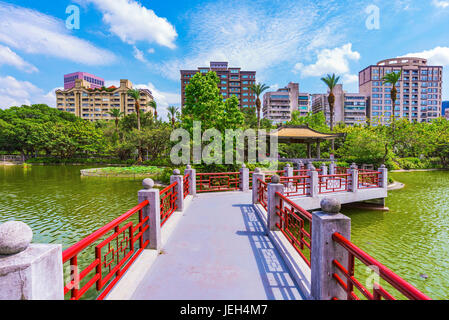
[312,84,368,126]
[263,82,310,124]
[55,79,154,121]
[359,57,443,125]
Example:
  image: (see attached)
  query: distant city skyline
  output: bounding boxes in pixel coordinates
[1,0,449,120]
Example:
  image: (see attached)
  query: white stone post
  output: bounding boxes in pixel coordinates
[184,165,196,196]
[284,163,293,177]
[267,175,284,232]
[348,163,358,193]
[311,198,351,300]
[138,179,161,250]
[378,164,388,188]
[308,167,319,197]
[320,163,328,176]
[170,169,184,212]
[252,168,265,204]
[239,164,249,192]
[0,221,64,300]
[295,160,304,171]
[329,161,336,175]
[306,161,314,171]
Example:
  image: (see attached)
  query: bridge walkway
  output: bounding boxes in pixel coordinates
[131,191,305,300]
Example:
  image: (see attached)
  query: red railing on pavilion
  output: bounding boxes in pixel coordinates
[358,171,381,189]
[160,182,178,227]
[280,175,310,197]
[62,201,150,300]
[318,173,351,194]
[275,192,312,267]
[183,174,190,199]
[257,178,268,211]
[332,232,431,300]
[336,166,349,174]
[196,172,240,193]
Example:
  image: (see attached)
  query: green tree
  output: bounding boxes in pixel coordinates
[127,89,144,163]
[148,100,157,120]
[108,108,124,133]
[167,106,179,128]
[382,70,402,151]
[249,83,270,129]
[320,74,340,132]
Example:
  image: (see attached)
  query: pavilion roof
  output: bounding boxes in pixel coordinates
[269,125,344,141]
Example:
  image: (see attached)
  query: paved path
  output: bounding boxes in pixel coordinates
[132,192,304,300]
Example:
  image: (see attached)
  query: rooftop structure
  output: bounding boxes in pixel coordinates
[64,72,104,90]
[180,61,256,108]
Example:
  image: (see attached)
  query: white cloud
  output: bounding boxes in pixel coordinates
[294,43,361,77]
[0,45,38,73]
[0,2,115,65]
[147,48,155,54]
[342,74,359,85]
[133,46,147,63]
[135,82,180,120]
[76,0,177,49]
[432,0,449,8]
[153,0,350,81]
[0,75,61,109]
[401,46,449,66]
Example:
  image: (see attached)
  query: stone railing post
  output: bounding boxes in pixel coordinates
[378,164,388,188]
[267,175,284,232]
[308,166,319,197]
[184,165,196,196]
[306,161,314,171]
[348,163,358,193]
[138,179,161,250]
[284,163,293,177]
[171,169,184,212]
[295,160,304,172]
[329,161,336,175]
[320,163,328,176]
[252,168,265,204]
[0,221,64,300]
[239,164,249,192]
[311,198,351,300]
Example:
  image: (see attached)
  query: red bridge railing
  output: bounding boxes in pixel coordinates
[196,172,240,193]
[280,175,310,197]
[332,232,431,300]
[160,182,178,227]
[318,173,351,194]
[183,174,190,199]
[358,171,381,189]
[275,192,312,267]
[257,178,268,211]
[62,201,150,300]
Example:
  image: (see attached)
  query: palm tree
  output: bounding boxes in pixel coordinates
[382,70,402,151]
[108,108,123,132]
[148,100,157,120]
[167,106,179,128]
[249,83,270,129]
[320,74,341,132]
[127,88,143,163]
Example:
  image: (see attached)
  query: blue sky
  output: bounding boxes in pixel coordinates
[1,0,449,119]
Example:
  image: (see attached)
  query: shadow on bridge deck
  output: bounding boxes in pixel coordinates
[130,192,304,300]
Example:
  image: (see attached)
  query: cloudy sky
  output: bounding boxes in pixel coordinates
[0,0,449,119]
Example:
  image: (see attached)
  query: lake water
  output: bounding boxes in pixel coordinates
[1,165,448,299]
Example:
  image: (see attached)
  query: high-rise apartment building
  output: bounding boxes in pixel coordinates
[262,82,310,124]
[359,57,443,125]
[180,61,256,108]
[56,79,154,121]
[312,84,368,126]
[64,72,105,90]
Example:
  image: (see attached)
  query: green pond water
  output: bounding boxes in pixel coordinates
[1,165,448,299]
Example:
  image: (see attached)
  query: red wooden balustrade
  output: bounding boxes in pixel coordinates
[183,174,190,199]
[280,175,310,197]
[160,182,178,227]
[62,201,150,300]
[257,178,268,211]
[332,232,431,300]
[275,192,312,267]
[196,172,240,193]
[358,171,382,189]
[318,173,351,194]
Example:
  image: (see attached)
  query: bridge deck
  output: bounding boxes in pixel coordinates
[131,191,305,300]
